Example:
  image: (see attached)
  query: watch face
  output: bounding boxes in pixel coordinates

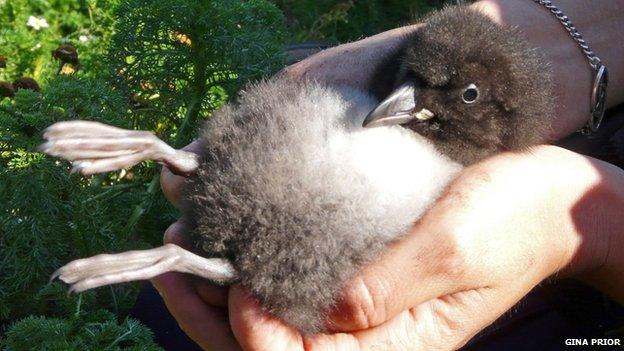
[590,64,609,132]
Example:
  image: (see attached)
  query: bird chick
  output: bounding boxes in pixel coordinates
[364,6,553,165]
[41,77,461,333]
[40,5,554,333]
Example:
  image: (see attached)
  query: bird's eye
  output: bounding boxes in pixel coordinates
[461,84,479,104]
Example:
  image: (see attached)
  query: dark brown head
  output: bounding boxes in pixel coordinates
[364,6,553,165]
[0,56,6,69]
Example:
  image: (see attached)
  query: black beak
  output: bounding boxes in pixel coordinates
[362,81,435,128]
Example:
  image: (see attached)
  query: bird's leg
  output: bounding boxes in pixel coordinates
[39,121,200,176]
[51,244,236,293]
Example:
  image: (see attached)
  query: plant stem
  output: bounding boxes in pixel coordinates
[74,294,82,318]
[122,172,160,236]
[87,2,94,26]
[175,36,207,148]
[82,183,141,204]
[109,285,118,315]
[120,33,208,240]
[105,329,133,350]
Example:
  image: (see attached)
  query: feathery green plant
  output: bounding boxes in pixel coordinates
[1,0,286,347]
[110,0,287,147]
[274,0,445,43]
[2,311,161,350]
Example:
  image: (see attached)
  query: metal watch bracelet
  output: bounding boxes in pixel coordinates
[531,0,609,134]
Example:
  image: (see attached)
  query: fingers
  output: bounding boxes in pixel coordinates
[228,284,531,351]
[346,288,498,351]
[160,139,204,208]
[327,217,471,332]
[284,24,422,90]
[229,286,368,351]
[162,219,193,248]
[358,278,546,351]
[152,220,237,350]
[161,166,187,208]
[196,280,229,308]
[152,272,241,351]
[228,285,421,351]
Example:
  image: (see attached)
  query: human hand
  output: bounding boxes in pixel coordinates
[284,23,420,99]
[153,143,624,350]
[152,141,239,350]
[316,145,624,350]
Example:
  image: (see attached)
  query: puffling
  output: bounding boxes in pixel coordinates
[364,6,553,165]
[41,76,461,333]
[39,4,556,334]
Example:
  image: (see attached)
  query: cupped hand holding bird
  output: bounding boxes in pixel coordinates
[155,143,624,351]
[152,1,624,349]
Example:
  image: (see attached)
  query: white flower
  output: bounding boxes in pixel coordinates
[30,43,42,51]
[79,35,90,43]
[27,16,49,31]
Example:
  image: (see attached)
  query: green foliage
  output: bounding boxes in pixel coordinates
[0,0,287,346]
[0,76,155,323]
[274,0,447,43]
[0,0,118,82]
[1,311,162,350]
[110,0,287,146]
[1,76,128,149]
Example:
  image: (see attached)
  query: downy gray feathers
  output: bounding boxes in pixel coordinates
[182,77,461,332]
